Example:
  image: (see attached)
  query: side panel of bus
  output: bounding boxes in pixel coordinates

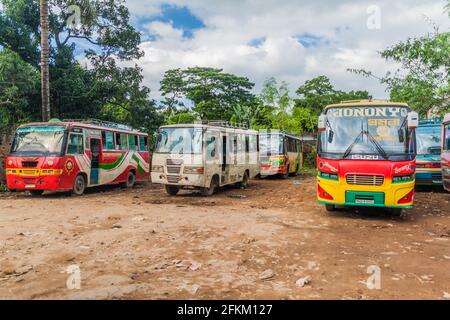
[442,121,450,191]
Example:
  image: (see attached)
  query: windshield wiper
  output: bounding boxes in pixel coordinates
[367,132,389,160]
[343,121,364,159]
[342,122,389,160]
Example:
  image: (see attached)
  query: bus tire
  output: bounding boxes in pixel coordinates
[201,176,219,196]
[30,190,44,196]
[325,204,335,212]
[281,166,290,179]
[165,185,180,196]
[391,208,403,217]
[122,171,136,188]
[239,171,249,189]
[72,174,86,196]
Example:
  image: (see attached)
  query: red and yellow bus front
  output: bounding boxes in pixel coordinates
[6,125,68,192]
[316,102,418,211]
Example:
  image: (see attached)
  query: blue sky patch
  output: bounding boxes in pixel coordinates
[141,4,205,39]
[248,37,266,48]
[296,33,329,48]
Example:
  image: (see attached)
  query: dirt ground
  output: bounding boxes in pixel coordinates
[0,173,449,300]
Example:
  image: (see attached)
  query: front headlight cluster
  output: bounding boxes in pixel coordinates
[152,165,164,173]
[392,174,414,183]
[184,166,204,174]
[319,171,339,181]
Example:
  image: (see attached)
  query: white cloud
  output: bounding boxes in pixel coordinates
[124,0,450,101]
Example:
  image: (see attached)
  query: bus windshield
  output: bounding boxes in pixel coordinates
[319,106,414,160]
[416,125,441,155]
[155,127,203,154]
[10,126,66,156]
[259,134,284,156]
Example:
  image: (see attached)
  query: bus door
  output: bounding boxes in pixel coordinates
[205,130,220,183]
[221,133,229,184]
[90,137,101,185]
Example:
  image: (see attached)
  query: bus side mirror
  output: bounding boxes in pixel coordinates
[318,115,327,132]
[407,111,419,129]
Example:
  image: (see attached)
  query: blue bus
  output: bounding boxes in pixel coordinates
[415,119,442,186]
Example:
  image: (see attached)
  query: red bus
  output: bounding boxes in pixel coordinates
[442,114,450,192]
[6,120,150,195]
[316,101,419,216]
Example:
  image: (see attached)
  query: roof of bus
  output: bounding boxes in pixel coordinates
[159,123,258,134]
[259,132,302,141]
[444,113,450,124]
[325,101,409,109]
[17,121,148,136]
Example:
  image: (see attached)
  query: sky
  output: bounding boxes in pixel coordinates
[119,0,450,100]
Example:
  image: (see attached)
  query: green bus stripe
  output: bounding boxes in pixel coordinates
[99,154,125,170]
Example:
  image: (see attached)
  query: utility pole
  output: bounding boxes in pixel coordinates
[40,0,50,121]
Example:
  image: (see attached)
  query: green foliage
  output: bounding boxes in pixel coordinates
[0,183,7,192]
[349,2,449,117]
[160,67,257,123]
[0,48,39,134]
[166,112,197,125]
[0,0,160,136]
[295,75,371,115]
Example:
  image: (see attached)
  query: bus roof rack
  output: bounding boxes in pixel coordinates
[196,120,249,130]
[62,119,139,132]
[340,99,371,104]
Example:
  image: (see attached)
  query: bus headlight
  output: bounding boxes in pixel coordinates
[7,160,13,167]
[319,171,339,181]
[392,174,414,183]
[184,166,204,174]
[47,160,54,167]
[152,165,164,173]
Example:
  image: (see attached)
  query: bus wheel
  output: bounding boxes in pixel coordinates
[30,190,44,196]
[239,171,249,189]
[281,169,289,179]
[325,204,335,212]
[290,164,299,177]
[391,208,403,217]
[122,171,136,188]
[72,174,86,196]
[201,176,219,196]
[165,185,180,196]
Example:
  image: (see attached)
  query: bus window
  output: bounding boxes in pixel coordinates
[102,131,115,150]
[138,136,148,151]
[67,133,84,154]
[245,135,250,153]
[445,124,450,151]
[129,135,137,151]
[116,133,128,151]
[206,135,217,160]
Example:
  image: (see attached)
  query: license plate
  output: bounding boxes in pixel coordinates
[25,184,36,189]
[355,199,375,205]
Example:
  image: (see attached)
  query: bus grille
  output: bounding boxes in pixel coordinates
[346,174,384,186]
[22,161,38,168]
[167,166,181,174]
[167,175,180,183]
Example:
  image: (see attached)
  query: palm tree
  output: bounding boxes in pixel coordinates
[40,0,50,121]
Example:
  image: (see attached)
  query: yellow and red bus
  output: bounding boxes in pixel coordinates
[442,114,450,192]
[6,119,150,196]
[259,132,303,178]
[316,101,419,215]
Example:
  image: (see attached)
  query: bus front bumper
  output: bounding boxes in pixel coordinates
[151,172,206,188]
[6,170,64,191]
[317,177,414,208]
[415,170,442,185]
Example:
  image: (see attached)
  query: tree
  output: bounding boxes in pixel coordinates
[160,67,257,123]
[0,0,160,135]
[295,75,370,115]
[0,48,39,134]
[40,0,50,121]
[349,2,450,117]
